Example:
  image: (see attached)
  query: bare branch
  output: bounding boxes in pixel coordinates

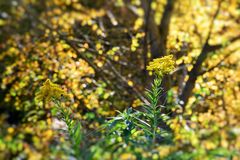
[142,0,152,72]
[207,35,240,52]
[141,0,161,59]
[39,18,148,103]
[198,49,238,76]
[205,0,223,43]
[158,0,175,57]
[179,0,223,109]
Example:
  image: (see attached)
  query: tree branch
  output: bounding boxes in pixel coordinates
[207,34,240,52]
[141,0,175,59]
[142,0,152,72]
[179,0,223,109]
[39,18,148,104]
[198,49,238,76]
[158,0,175,57]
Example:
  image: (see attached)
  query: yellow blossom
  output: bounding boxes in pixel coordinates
[147,55,175,77]
[35,79,68,102]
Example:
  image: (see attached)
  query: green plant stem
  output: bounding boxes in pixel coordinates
[53,99,82,159]
[152,107,157,145]
[151,78,162,146]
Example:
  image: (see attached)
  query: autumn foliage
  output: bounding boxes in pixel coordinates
[0,0,240,159]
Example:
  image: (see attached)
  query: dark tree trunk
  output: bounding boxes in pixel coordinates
[158,0,175,57]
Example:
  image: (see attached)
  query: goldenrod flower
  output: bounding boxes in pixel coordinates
[36,79,68,102]
[147,55,175,78]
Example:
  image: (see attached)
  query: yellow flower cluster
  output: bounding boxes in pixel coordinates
[36,79,68,102]
[147,55,175,78]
